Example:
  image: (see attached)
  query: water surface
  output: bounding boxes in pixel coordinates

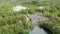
[29,26,48,34]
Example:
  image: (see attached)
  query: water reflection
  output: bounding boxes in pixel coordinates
[29,26,48,34]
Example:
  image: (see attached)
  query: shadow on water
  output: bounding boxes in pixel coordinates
[42,27,52,34]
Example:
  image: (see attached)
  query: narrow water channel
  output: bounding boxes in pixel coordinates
[29,26,48,34]
[28,12,49,34]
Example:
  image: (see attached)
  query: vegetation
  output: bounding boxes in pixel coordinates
[0,0,60,34]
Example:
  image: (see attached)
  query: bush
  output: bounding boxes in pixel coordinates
[39,20,60,34]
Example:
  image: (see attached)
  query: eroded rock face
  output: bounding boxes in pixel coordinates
[13,5,27,11]
[28,12,49,26]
